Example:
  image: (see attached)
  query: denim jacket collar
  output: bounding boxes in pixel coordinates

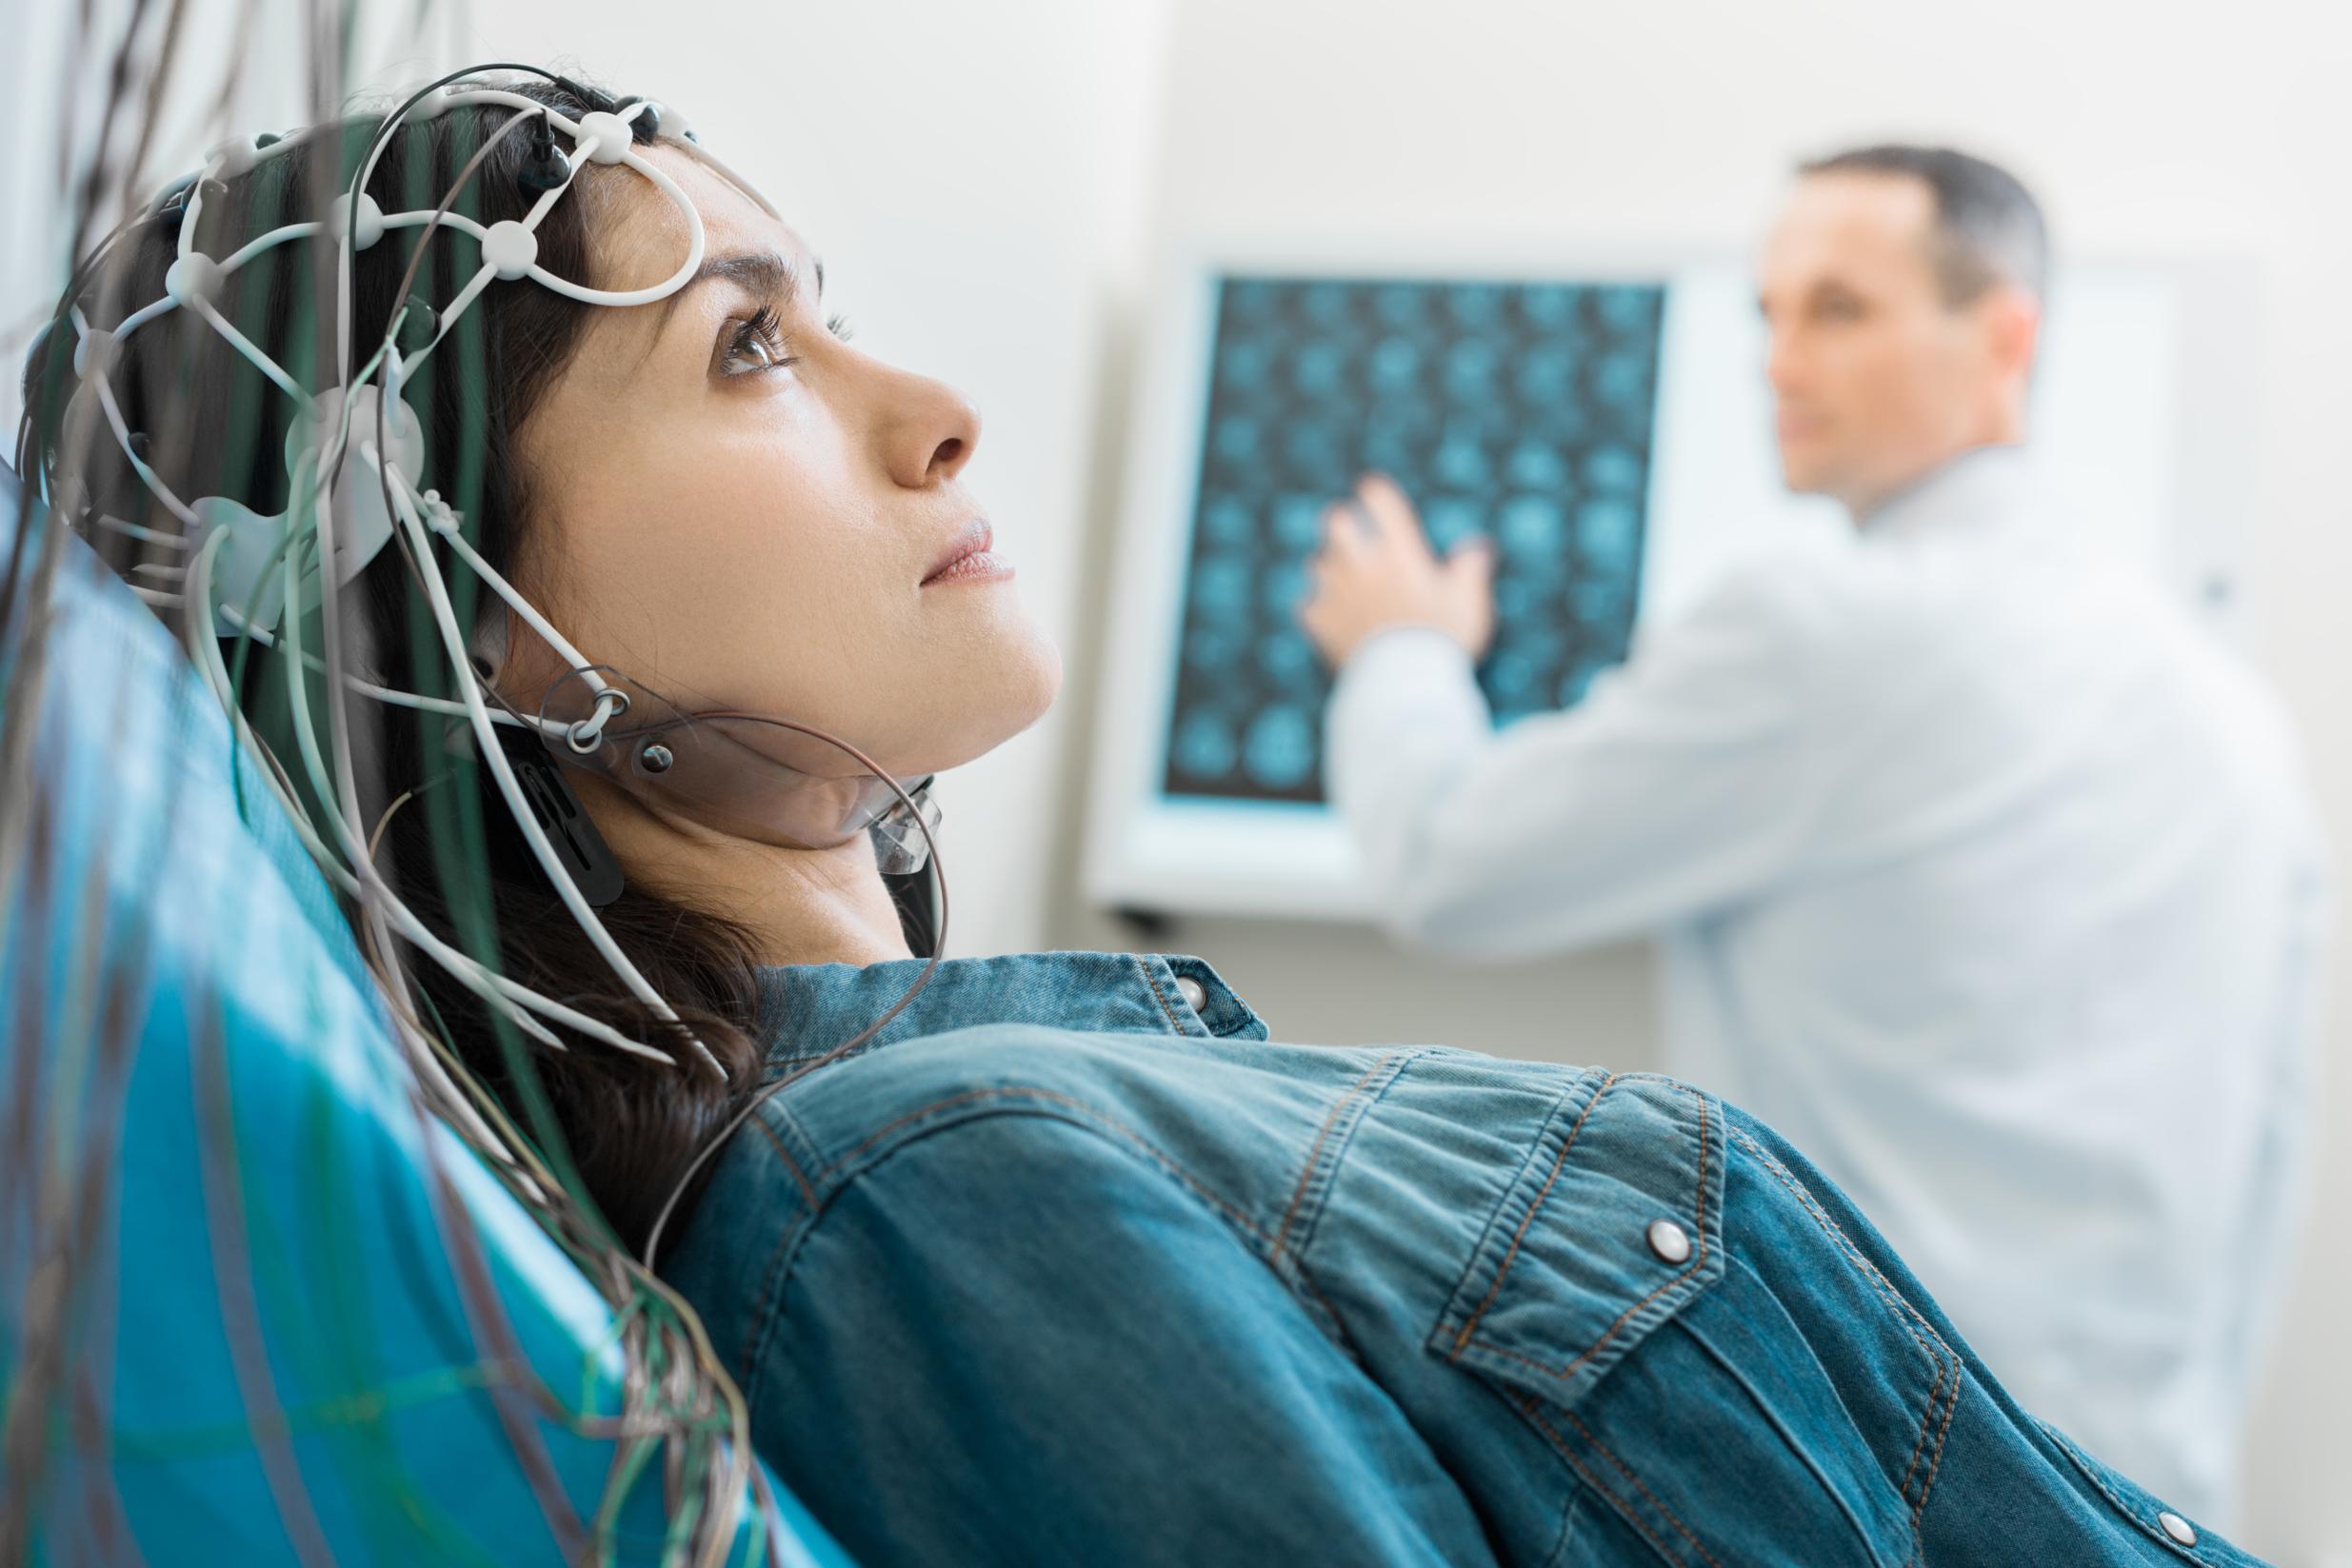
[756,950,1267,1070]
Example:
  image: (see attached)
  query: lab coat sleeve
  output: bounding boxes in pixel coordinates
[1325,569,1830,958]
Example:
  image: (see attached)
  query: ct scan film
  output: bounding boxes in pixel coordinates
[1163,274,1666,805]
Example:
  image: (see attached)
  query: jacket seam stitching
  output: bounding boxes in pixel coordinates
[748,1112,819,1210]
[1728,1126,1956,1554]
[2034,1419,2205,1562]
[1271,1051,1403,1260]
[1132,955,1190,1034]
[741,1204,817,1380]
[1674,1282,1903,1560]
[1559,1403,1725,1568]
[1728,1127,1946,1513]
[1448,1071,1618,1356]
[1513,1392,1699,1568]
[739,1113,826,1377]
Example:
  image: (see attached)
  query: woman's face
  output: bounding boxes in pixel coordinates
[510,146,1061,782]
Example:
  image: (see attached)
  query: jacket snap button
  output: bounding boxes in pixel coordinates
[2157,1512,2197,1547]
[1645,1218,1692,1264]
[1173,976,1207,1012]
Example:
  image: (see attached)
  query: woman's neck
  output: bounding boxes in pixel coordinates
[593,800,915,967]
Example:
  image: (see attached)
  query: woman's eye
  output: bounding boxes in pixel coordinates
[723,308,793,376]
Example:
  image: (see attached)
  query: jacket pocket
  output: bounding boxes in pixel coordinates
[1427,1072,1725,1409]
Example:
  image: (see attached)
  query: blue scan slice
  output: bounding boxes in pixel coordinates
[1162,273,1666,805]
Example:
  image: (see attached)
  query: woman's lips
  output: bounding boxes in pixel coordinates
[922,521,1012,586]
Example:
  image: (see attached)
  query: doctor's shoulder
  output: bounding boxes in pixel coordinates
[1644,540,1886,670]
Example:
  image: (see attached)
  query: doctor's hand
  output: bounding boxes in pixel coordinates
[1298,473,1496,670]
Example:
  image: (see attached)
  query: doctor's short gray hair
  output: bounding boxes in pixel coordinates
[1801,144,2049,306]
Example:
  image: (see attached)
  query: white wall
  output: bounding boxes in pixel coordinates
[1048,2,2352,1561]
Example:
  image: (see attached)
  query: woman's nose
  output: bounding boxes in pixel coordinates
[880,370,982,489]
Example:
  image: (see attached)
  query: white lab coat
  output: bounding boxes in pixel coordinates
[1325,445,2327,1527]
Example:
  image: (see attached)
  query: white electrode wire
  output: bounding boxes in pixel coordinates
[672,138,780,223]
[177,178,202,262]
[250,600,665,1056]
[528,142,703,307]
[90,513,191,547]
[394,469,608,703]
[390,1009,533,1185]
[185,292,314,409]
[112,293,176,340]
[381,208,488,244]
[423,88,708,308]
[386,475,723,1077]
[308,371,437,1134]
[216,220,324,277]
[215,607,561,731]
[90,375,199,528]
[392,262,498,381]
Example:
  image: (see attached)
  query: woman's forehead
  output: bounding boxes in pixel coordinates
[594,145,808,292]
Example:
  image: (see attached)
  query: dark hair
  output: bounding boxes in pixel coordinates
[1800,144,2049,305]
[17,76,770,1250]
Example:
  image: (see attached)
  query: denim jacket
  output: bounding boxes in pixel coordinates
[661,952,2267,1568]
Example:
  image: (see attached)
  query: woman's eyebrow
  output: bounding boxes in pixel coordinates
[648,248,824,340]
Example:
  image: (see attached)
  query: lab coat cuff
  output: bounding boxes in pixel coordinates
[1334,624,1476,696]
[1327,624,1489,758]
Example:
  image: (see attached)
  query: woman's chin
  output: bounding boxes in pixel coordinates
[892,634,1063,779]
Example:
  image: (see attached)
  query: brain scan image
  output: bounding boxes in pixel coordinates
[1162,273,1667,805]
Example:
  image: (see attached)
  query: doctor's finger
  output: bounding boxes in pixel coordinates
[1320,501,1371,558]
[1354,473,1432,557]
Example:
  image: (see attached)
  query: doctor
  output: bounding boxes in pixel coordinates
[1299,144,2326,1526]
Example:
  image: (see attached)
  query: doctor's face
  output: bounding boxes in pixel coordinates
[1758,171,2026,515]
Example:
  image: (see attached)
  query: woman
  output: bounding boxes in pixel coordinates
[20,69,2253,1566]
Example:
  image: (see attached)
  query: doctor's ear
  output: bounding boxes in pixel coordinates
[1981,285,2043,383]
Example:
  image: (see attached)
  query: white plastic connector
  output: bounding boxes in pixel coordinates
[191,493,293,629]
[283,384,427,589]
[164,253,227,308]
[207,135,260,180]
[575,111,633,166]
[481,220,539,281]
[328,192,386,251]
